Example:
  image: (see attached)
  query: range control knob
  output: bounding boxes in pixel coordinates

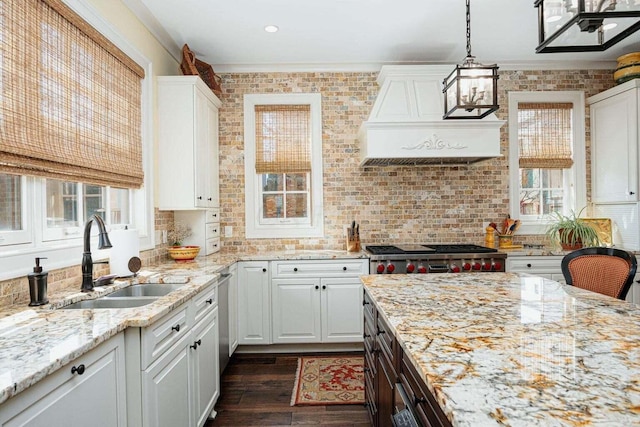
[376,263,385,274]
[482,262,491,271]
[472,262,481,271]
[493,261,503,271]
[417,264,427,274]
[386,263,395,273]
[462,262,471,271]
[406,262,415,273]
[450,264,461,273]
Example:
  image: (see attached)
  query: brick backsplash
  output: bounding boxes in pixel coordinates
[0,68,616,307]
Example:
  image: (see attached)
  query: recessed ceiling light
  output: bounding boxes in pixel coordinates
[264,25,279,33]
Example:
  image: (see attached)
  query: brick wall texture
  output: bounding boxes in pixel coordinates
[0,68,617,306]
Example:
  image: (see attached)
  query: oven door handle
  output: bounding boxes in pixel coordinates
[427,264,449,273]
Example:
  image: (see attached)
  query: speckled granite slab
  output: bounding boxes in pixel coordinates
[362,273,640,427]
[0,249,366,405]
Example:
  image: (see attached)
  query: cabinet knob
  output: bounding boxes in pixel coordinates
[631,192,636,195]
[71,364,85,375]
[315,285,319,290]
[208,197,212,201]
[322,285,326,290]
[377,329,386,335]
[343,266,347,271]
[526,263,532,268]
[262,268,267,273]
[206,298,213,304]
[363,333,370,339]
[414,396,427,405]
[190,339,202,350]
[171,324,180,332]
[293,267,298,272]
[197,196,203,200]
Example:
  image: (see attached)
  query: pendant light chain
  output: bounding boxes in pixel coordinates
[466,0,472,58]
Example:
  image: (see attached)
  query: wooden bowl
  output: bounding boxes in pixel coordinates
[167,246,200,262]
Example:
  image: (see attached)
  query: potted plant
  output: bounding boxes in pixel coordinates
[545,209,601,250]
[167,222,200,262]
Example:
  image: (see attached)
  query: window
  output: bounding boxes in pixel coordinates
[244,94,324,238]
[508,92,586,234]
[0,0,154,281]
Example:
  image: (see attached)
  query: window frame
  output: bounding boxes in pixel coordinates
[244,93,324,239]
[508,91,587,235]
[0,0,155,281]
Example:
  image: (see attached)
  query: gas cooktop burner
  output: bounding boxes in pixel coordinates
[365,244,497,255]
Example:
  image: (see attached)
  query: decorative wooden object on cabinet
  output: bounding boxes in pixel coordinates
[0,333,127,427]
[270,259,368,344]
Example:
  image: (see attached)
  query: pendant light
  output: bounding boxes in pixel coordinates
[535,0,640,53]
[443,0,499,119]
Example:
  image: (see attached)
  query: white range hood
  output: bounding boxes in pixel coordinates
[358,65,505,166]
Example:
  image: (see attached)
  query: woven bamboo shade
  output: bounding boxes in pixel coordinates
[254,105,311,174]
[518,102,573,169]
[0,0,145,188]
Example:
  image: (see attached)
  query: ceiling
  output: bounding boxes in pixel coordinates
[123,0,640,72]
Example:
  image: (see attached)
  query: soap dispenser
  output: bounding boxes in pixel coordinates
[28,257,49,306]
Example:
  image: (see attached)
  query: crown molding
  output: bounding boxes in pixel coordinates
[121,0,181,62]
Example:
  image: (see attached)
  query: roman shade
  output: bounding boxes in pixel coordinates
[518,102,574,169]
[0,0,145,188]
[254,104,311,174]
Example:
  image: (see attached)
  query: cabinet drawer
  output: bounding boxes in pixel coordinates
[376,313,395,366]
[205,223,220,239]
[193,282,218,325]
[272,260,368,278]
[206,208,220,223]
[506,256,563,274]
[204,237,221,255]
[141,303,190,369]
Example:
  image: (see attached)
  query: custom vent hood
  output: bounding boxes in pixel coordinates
[359,65,505,166]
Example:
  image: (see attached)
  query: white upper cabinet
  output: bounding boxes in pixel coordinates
[157,76,221,210]
[589,80,640,203]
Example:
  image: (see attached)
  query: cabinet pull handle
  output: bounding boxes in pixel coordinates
[171,324,180,332]
[343,266,347,271]
[414,396,427,405]
[206,298,213,304]
[71,364,85,375]
[526,263,532,268]
[377,329,385,335]
[364,367,370,372]
[363,333,370,339]
[315,285,319,290]
[363,300,370,306]
[293,267,298,272]
[262,268,267,272]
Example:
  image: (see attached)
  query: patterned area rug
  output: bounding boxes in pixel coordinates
[291,356,365,406]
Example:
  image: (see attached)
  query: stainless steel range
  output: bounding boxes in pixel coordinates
[365,244,507,274]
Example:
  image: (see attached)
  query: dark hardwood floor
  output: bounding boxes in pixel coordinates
[206,352,371,426]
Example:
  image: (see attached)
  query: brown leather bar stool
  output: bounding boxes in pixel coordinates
[561,247,638,300]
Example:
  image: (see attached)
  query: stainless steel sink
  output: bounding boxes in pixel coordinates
[61,297,158,309]
[105,284,184,298]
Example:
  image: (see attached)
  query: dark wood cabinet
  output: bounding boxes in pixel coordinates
[363,288,452,427]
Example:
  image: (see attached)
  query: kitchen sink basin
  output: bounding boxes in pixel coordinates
[105,284,184,298]
[61,297,158,310]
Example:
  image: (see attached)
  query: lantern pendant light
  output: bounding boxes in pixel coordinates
[535,0,640,53]
[443,0,499,119]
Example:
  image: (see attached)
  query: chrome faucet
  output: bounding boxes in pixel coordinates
[81,214,112,292]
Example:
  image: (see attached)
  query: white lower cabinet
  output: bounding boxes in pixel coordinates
[128,281,220,427]
[228,263,239,355]
[506,256,566,284]
[271,260,367,344]
[0,333,126,427]
[237,261,271,345]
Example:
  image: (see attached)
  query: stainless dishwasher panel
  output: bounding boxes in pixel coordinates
[218,270,231,374]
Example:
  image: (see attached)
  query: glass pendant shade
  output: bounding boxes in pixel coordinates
[443,56,499,119]
[535,0,640,53]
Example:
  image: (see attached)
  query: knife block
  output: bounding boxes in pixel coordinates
[346,228,361,252]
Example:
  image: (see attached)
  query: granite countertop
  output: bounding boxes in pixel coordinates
[362,273,640,426]
[0,249,367,406]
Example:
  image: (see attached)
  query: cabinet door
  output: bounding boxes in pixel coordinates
[228,265,239,355]
[194,86,212,208]
[0,334,126,427]
[321,277,364,343]
[142,333,193,427]
[192,307,220,427]
[237,261,271,344]
[591,88,638,203]
[272,278,322,343]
